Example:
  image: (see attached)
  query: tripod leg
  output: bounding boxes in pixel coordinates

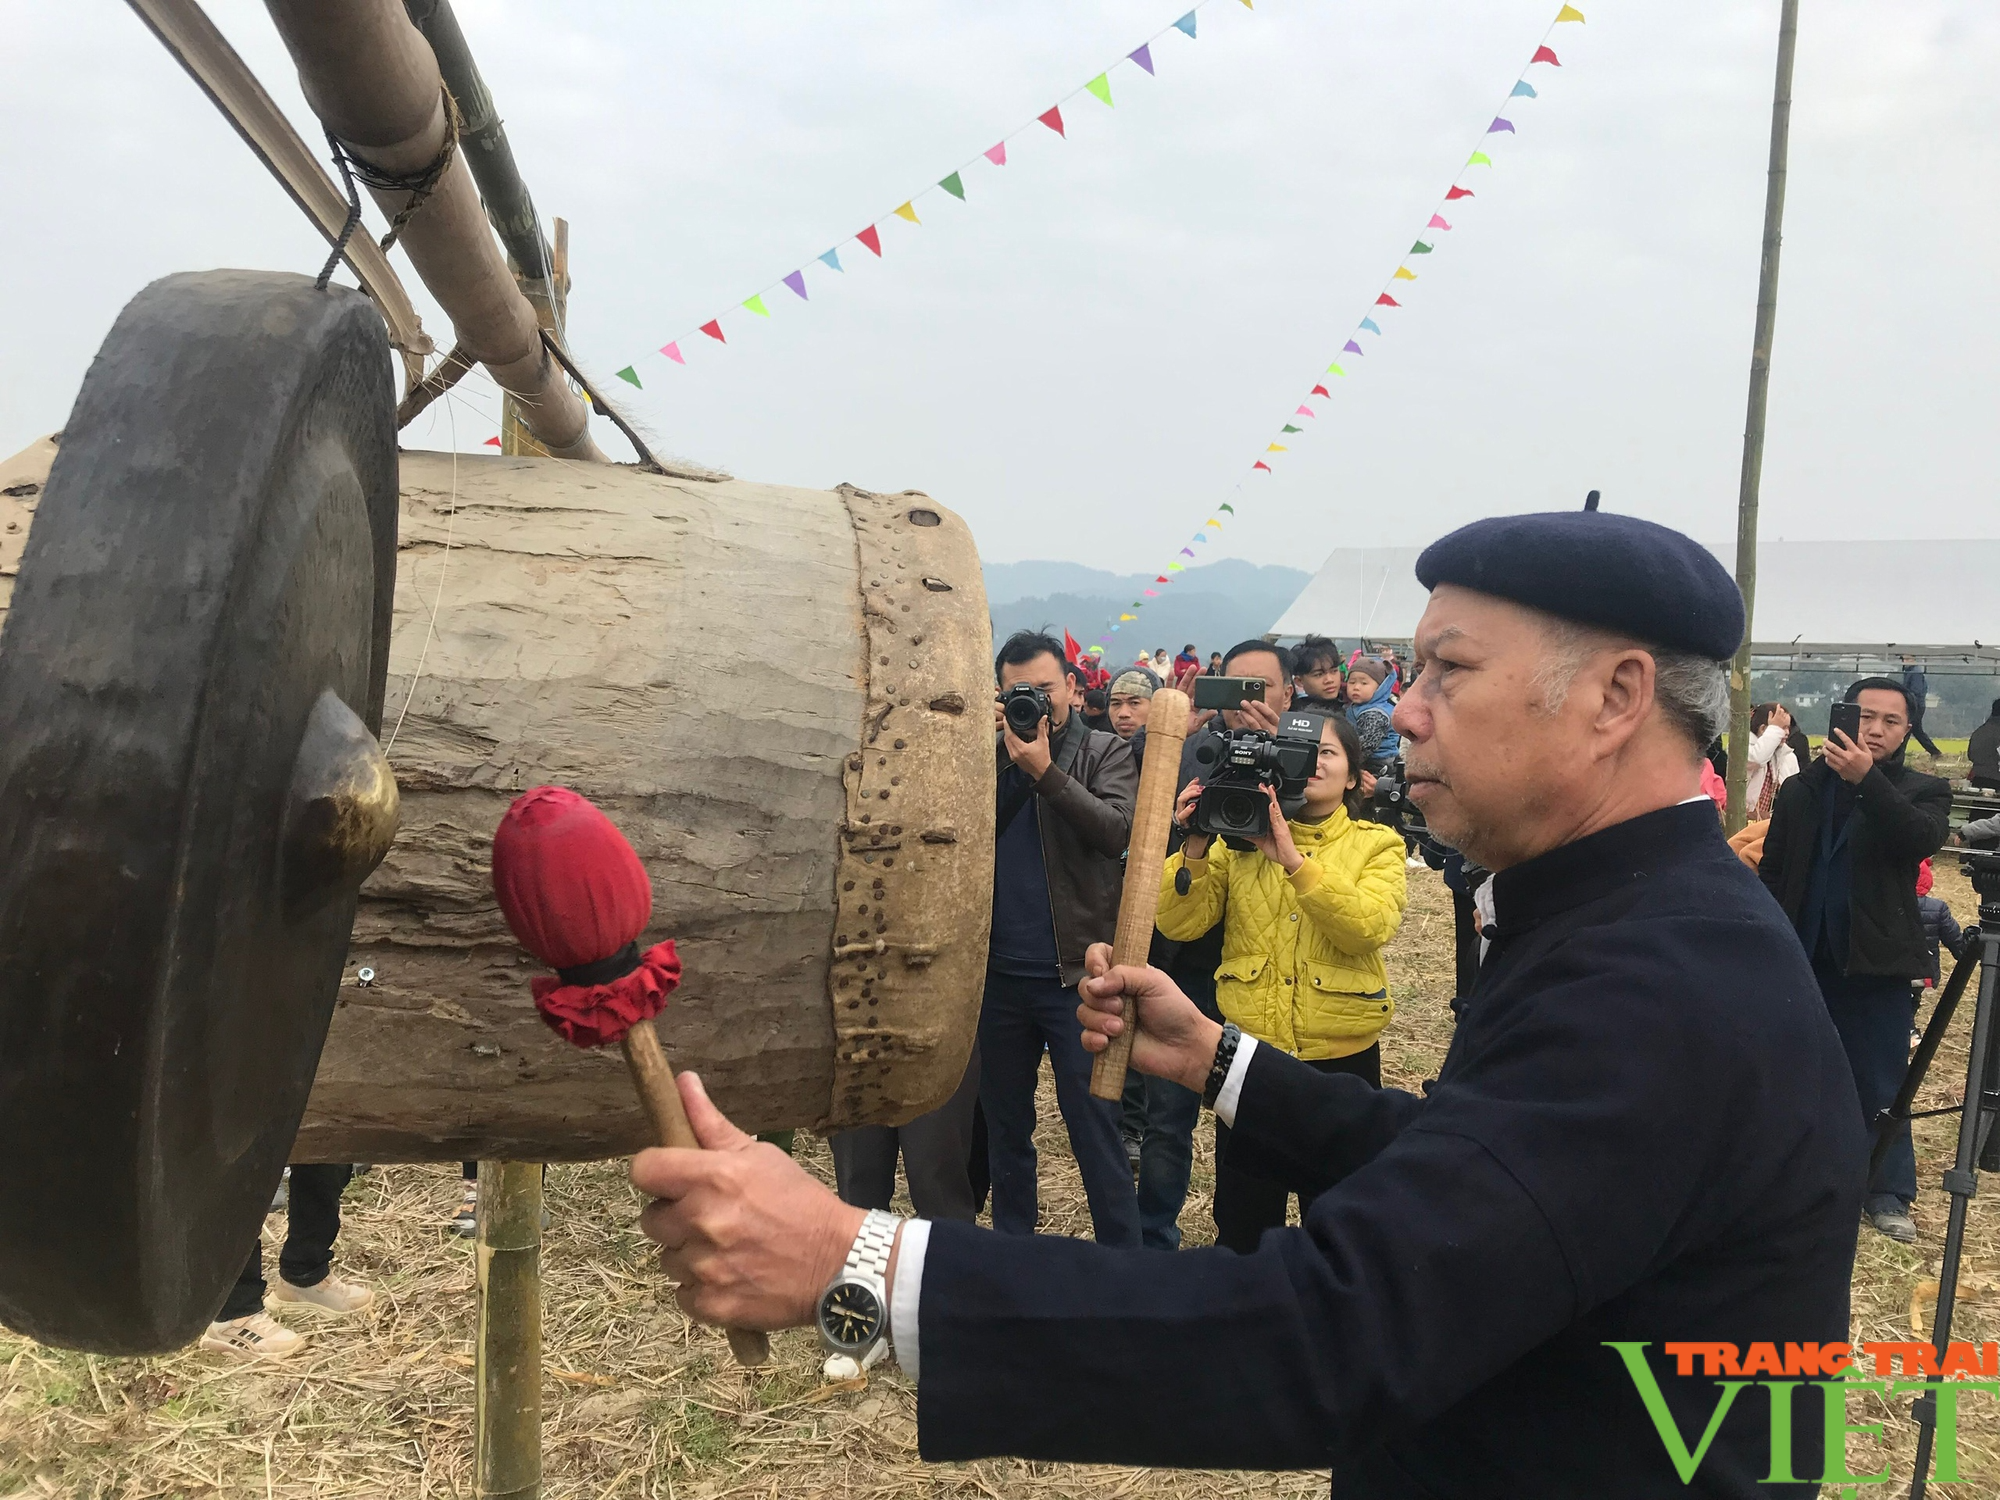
[1909,921,1999,1500]
[1874,944,1980,1182]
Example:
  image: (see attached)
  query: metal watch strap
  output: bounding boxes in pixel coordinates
[845,1209,899,1282]
[1203,1022,1242,1109]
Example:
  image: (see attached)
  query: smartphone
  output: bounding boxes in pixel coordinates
[1828,701,1862,746]
[1193,676,1266,711]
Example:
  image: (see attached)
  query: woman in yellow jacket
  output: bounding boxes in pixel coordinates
[1158,712,1408,1252]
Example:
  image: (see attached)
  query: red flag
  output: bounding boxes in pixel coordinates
[1311,384,1330,398]
[1155,576,1170,583]
[1375,293,1400,307]
[1253,460,1272,472]
[1446,185,1474,200]
[1531,45,1560,65]
[700,319,725,342]
[856,225,883,256]
[1063,630,1085,666]
[1039,106,1066,137]
[483,435,502,447]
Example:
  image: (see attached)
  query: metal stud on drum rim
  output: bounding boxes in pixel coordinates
[0,271,399,1353]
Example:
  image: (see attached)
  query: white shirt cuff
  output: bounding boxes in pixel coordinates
[1212,1034,1259,1127]
[888,1216,931,1382]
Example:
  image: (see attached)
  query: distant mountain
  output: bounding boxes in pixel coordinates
[984,557,1311,662]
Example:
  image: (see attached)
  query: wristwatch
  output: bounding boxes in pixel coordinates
[1203,1021,1243,1109]
[816,1208,899,1359]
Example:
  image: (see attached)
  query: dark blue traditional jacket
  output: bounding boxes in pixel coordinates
[917,802,1862,1498]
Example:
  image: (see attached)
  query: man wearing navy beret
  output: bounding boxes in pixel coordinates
[634,502,1862,1497]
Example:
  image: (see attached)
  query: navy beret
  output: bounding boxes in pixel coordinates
[1414,504,1745,660]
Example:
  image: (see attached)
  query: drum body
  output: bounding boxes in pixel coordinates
[295,452,994,1160]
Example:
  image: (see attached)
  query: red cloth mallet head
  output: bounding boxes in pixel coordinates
[492,786,682,1048]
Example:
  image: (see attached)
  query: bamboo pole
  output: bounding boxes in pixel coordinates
[501,218,567,458]
[1724,0,1800,834]
[474,1161,542,1500]
[472,212,568,1500]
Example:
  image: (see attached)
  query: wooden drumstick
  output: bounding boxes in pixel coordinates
[1089,686,1191,1101]
[622,1018,772,1368]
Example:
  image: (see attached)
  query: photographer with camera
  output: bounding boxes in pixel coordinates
[1160,712,1408,1251]
[1759,677,1952,1243]
[982,631,1141,1244]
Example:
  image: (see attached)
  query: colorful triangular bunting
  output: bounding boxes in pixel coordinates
[1393,266,1418,281]
[1219,503,1235,514]
[1467,151,1492,166]
[1556,5,1585,21]
[985,141,1007,166]
[615,365,640,387]
[1428,214,1452,230]
[1488,117,1516,133]
[1174,11,1196,37]
[1446,186,1474,200]
[1252,461,1271,472]
[1282,424,1301,434]
[1411,240,1433,254]
[1326,362,1347,375]
[1296,403,1315,415]
[1130,43,1155,74]
[1312,381,1332,394]
[700,319,725,342]
[819,248,843,272]
[1511,81,1538,98]
[784,270,808,300]
[939,171,965,200]
[1039,106,1066,137]
[483,435,501,447]
[1532,45,1561,65]
[744,294,770,316]
[1266,444,1287,453]
[1086,73,1112,107]
[1357,321,1379,336]
[857,225,882,256]
[661,341,685,365]
[1343,340,1363,354]
[893,202,920,223]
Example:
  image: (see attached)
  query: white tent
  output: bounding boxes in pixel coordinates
[1269,540,2000,664]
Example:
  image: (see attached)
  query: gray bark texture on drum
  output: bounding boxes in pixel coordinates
[292,452,994,1161]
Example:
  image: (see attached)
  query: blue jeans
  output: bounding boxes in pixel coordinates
[1818,964,1919,1212]
[978,969,1141,1245]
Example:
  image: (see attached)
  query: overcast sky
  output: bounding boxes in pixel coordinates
[4,1,1994,572]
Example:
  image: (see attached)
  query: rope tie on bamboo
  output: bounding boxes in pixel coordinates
[329,85,464,254]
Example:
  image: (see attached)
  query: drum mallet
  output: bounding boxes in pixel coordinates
[492,785,770,1367]
[1090,686,1191,1100]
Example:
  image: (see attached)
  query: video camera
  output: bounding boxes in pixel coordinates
[1190,710,1325,848]
[999,683,1052,738]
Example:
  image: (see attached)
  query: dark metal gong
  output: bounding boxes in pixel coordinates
[0,271,400,1353]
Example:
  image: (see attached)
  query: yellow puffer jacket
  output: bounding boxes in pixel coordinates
[1157,809,1409,1060]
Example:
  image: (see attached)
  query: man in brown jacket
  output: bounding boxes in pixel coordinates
[985,630,1139,1242]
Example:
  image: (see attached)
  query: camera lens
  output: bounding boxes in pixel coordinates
[1219,790,1259,829]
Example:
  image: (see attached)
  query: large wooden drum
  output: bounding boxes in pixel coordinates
[1,439,995,1164]
[302,452,994,1160]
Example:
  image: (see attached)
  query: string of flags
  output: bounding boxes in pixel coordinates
[1096,2,1589,651]
[601,0,1256,392]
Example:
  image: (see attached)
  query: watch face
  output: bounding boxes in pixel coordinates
[818,1280,884,1352]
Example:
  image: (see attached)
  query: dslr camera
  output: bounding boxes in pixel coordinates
[1000,683,1053,738]
[1191,710,1325,848]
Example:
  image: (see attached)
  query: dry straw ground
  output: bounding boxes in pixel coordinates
[4,836,1996,1496]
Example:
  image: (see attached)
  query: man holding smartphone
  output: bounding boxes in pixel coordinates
[1759,677,1952,1242]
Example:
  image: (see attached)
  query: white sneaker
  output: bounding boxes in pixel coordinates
[270,1272,374,1315]
[201,1311,305,1360]
[451,1182,478,1238]
[1406,855,1427,869]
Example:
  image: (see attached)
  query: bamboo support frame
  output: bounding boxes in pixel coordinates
[1724,0,1799,834]
[474,1161,542,1500]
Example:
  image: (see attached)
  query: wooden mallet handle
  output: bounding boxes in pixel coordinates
[622,1017,772,1368]
[1089,686,1191,1101]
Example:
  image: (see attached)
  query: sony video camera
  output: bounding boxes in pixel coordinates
[999,683,1053,738]
[1191,710,1325,848]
